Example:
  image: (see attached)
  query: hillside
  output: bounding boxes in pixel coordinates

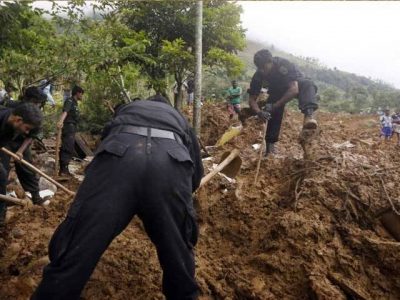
[1,104,400,299]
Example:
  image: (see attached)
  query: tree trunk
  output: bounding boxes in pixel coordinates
[174,81,183,111]
[193,0,203,134]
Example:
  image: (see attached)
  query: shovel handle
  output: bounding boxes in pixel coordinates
[54,127,62,176]
[1,147,75,196]
[200,149,240,187]
[0,194,32,206]
[254,120,268,185]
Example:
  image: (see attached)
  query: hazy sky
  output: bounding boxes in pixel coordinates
[240,1,400,88]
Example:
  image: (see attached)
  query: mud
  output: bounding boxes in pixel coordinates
[1,104,400,299]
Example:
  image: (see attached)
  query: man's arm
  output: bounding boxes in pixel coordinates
[57,99,73,128]
[272,81,299,109]
[15,138,32,159]
[57,111,67,129]
[249,94,261,113]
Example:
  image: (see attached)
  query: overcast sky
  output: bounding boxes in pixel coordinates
[240,1,400,88]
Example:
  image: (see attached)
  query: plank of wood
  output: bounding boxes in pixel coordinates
[75,133,94,157]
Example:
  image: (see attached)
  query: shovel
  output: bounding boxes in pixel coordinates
[200,149,241,187]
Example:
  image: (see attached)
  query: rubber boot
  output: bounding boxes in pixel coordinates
[59,163,71,176]
[303,108,318,130]
[265,143,276,157]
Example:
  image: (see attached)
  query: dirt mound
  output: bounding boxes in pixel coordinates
[1,105,400,299]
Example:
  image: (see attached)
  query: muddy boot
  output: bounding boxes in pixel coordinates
[303,108,318,130]
[265,143,276,157]
[31,191,46,206]
[59,164,71,176]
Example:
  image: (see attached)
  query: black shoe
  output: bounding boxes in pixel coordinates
[31,192,46,206]
[265,143,276,156]
[59,165,72,176]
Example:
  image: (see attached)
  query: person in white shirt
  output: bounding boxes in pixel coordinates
[380,108,393,141]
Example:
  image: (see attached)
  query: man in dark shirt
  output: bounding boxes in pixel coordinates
[0,87,47,206]
[0,103,43,225]
[248,49,319,155]
[57,85,83,175]
[32,95,204,300]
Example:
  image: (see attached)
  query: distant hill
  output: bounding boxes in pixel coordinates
[237,40,400,113]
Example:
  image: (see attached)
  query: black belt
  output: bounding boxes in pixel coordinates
[110,125,183,144]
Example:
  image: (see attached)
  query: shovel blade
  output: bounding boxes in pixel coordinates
[219,151,242,178]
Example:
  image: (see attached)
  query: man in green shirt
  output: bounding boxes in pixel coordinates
[226,80,242,119]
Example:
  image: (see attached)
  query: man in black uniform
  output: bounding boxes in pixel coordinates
[57,85,84,175]
[0,103,43,225]
[32,95,204,300]
[248,49,319,155]
[0,87,47,207]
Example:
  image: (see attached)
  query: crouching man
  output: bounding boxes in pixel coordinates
[32,95,204,300]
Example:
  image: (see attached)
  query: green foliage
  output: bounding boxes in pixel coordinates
[205,47,244,78]
[0,1,58,90]
[102,0,246,108]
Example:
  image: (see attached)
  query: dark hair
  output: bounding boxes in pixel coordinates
[23,86,47,104]
[12,103,43,128]
[72,85,84,96]
[5,83,17,92]
[254,49,273,68]
[147,95,172,106]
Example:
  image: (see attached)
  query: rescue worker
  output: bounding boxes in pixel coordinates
[248,49,319,155]
[0,87,47,207]
[0,103,43,225]
[57,85,84,176]
[32,95,204,300]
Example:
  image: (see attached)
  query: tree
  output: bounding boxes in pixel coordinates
[0,1,58,91]
[100,0,246,110]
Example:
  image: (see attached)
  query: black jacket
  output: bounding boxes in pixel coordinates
[102,100,204,192]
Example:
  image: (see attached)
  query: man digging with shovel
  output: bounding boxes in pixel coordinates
[248,49,319,156]
[0,103,43,226]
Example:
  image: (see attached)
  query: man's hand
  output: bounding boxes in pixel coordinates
[257,111,271,122]
[15,151,23,161]
[57,121,64,129]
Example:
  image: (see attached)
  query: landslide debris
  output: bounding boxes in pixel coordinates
[1,103,400,299]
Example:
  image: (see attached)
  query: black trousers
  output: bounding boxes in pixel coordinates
[32,133,199,300]
[0,139,39,221]
[266,79,318,143]
[0,163,7,222]
[59,123,77,167]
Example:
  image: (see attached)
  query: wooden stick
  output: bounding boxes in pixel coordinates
[200,149,240,187]
[254,120,268,185]
[0,194,32,206]
[54,127,62,176]
[1,147,75,196]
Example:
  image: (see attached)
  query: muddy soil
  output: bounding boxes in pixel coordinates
[1,103,400,299]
